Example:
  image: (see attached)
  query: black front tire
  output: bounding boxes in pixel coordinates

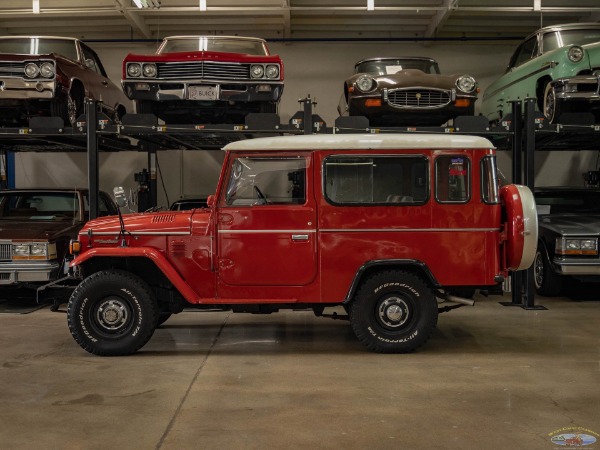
[350,270,438,353]
[543,83,566,124]
[67,269,158,356]
[534,248,562,296]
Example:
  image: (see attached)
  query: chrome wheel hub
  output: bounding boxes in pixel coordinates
[534,252,543,289]
[96,298,129,332]
[378,296,410,329]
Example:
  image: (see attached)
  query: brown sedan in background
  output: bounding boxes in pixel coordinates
[0,36,130,127]
[0,189,116,287]
[339,57,478,126]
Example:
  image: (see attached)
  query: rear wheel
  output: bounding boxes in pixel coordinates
[350,270,438,353]
[534,247,562,296]
[67,269,158,356]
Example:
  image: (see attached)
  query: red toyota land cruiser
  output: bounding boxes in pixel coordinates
[66,134,537,356]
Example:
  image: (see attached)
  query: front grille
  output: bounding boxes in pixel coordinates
[0,61,26,78]
[0,243,12,261]
[0,273,11,280]
[388,88,451,108]
[156,61,250,81]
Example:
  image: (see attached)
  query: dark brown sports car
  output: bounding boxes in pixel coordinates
[0,36,130,127]
[338,57,478,126]
[0,188,116,287]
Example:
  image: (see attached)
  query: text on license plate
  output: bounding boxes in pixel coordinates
[188,85,217,101]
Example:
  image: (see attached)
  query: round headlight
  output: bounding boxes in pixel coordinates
[568,45,584,63]
[143,63,157,78]
[39,62,55,78]
[127,63,142,78]
[24,62,40,78]
[265,64,279,79]
[250,64,264,79]
[355,75,375,93]
[456,75,476,93]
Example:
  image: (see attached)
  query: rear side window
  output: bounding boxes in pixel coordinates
[435,156,470,203]
[324,155,428,205]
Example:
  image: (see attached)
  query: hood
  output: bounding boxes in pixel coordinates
[539,214,600,236]
[349,70,467,91]
[124,51,281,64]
[0,218,82,240]
[79,211,196,236]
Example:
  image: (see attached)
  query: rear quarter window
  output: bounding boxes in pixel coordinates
[323,155,428,205]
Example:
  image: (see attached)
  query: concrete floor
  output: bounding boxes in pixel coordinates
[0,292,599,450]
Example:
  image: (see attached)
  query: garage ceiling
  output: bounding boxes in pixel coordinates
[0,0,599,42]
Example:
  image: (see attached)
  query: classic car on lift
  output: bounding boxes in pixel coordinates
[0,188,116,288]
[122,35,284,124]
[534,186,600,296]
[338,57,478,126]
[482,23,600,124]
[0,36,129,127]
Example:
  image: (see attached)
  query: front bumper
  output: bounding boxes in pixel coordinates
[0,78,56,100]
[552,75,600,102]
[122,79,283,103]
[0,261,61,285]
[553,257,600,276]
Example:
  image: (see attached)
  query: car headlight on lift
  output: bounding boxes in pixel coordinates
[456,75,476,93]
[142,63,157,78]
[250,64,265,79]
[24,62,40,78]
[127,63,142,78]
[355,75,376,93]
[556,237,598,255]
[265,64,279,79]
[39,62,55,78]
[567,45,584,63]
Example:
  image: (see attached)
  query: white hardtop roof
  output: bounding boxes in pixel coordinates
[163,35,266,42]
[223,134,495,152]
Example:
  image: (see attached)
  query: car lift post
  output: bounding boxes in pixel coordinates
[86,99,99,220]
[522,97,545,310]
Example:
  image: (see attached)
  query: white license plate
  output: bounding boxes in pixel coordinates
[188,85,217,101]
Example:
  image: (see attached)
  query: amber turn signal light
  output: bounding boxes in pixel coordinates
[69,240,81,254]
[364,99,382,107]
[455,99,471,108]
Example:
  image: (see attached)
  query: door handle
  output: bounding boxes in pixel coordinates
[102,81,108,86]
[291,234,309,241]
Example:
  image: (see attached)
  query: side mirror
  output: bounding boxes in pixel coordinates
[113,186,128,208]
[84,58,95,70]
[206,195,215,208]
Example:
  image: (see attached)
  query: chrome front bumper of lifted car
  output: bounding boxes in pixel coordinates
[0,261,61,285]
[0,78,57,100]
[552,74,600,102]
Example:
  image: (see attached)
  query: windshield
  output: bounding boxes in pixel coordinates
[542,28,600,52]
[0,38,78,60]
[159,37,268,55]
[355,58,440,76]
[535,190,600,215]
[0,192,81,220]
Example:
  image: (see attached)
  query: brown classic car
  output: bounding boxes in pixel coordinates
[0,36,130,127]
[338,57,478,126]
[0,189,116,286]
[122,35,284,124]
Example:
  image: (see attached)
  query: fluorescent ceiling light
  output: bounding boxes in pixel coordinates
[133,0,160,9]
[367,0,374,11]
[534,0,541,11]
[32,0,40,14]
[200,0,207,11]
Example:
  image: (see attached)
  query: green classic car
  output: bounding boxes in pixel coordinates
[482,23,600,124]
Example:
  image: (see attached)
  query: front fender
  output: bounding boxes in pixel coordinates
[70,247,198,303]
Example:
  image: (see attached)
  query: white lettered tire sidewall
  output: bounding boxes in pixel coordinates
[67,269,158,356]
[350,270,438,353]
